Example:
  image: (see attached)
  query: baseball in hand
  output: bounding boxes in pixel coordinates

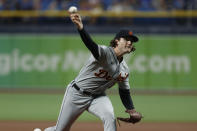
[34,128,41,131]
[68,6,78,13]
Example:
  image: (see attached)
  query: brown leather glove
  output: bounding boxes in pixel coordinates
[117,109,143,124]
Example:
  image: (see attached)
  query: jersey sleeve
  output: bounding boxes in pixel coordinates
[97,45,108,62]
[118,76,130,90]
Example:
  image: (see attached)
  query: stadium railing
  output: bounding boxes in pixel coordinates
[0,10,197,18]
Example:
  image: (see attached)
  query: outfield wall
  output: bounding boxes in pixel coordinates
[0,34,196,90]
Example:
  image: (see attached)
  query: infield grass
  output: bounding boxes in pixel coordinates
[0,93,197,122]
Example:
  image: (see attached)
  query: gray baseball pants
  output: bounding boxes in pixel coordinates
[44,84,117,131]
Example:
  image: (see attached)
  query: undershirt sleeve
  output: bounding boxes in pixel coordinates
[78,28,99,60]
[119,88,135,110]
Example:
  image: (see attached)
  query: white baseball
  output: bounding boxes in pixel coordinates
[68,6,78,13]
[34,128,41,131]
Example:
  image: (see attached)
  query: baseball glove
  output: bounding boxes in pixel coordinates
[117,109,143,125]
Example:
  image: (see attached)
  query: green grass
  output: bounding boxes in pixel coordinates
[0,93,197,122]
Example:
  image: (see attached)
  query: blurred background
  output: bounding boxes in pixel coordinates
[0,0,197,33]
[0,0,197,131]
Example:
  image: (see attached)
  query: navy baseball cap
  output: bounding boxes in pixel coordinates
[114,29,139,42]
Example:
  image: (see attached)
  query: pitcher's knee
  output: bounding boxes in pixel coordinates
[101,111,116,124]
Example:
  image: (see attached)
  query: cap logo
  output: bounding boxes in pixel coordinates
[129,31,133,36]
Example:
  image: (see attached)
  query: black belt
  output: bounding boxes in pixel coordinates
[73,83,93,96]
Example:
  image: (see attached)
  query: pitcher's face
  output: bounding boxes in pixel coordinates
[117,37,134,54]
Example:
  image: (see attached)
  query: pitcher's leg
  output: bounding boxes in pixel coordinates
[44,126,55,131]
[44,86,86,131]
[87,96,117,131]
[55,86,88,131]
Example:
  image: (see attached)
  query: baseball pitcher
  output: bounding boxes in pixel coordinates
[44,12,142,131]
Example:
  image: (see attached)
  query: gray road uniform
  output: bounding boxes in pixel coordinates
[44,28,137,131]
[75,45,130,94]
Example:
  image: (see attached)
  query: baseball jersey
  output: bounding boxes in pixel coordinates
[74,45,130,95]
